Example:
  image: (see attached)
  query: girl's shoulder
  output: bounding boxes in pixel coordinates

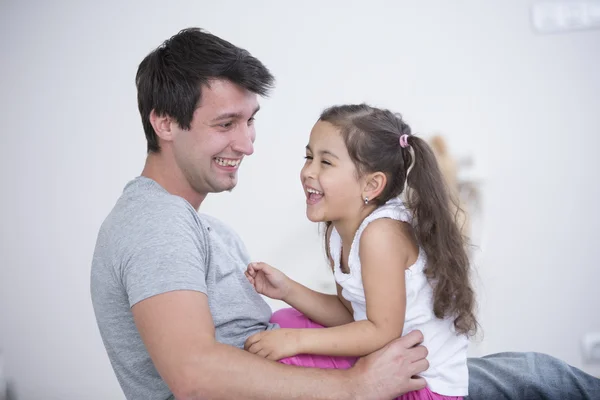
[359,217,415,251]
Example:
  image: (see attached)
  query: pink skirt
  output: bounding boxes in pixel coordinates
[271,308,462,400]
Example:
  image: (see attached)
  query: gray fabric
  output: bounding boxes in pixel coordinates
[466,351,600,399]
[91,176,276,400]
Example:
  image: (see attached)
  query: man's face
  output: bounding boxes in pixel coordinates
[171,79,259,196]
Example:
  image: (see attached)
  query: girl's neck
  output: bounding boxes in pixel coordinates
[332,203,378,249]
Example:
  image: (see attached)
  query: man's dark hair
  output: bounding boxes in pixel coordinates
[136,27,275,152]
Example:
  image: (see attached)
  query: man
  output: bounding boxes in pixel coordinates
[91,27,600,399]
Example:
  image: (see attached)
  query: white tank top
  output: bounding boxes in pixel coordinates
[329,197,469,396]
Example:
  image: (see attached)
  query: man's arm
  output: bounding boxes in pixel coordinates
[133,290,353,400]
[132,290,428,400]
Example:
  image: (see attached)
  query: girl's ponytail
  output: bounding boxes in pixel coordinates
[404,135,477,336]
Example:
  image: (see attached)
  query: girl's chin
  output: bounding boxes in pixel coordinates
[306,211,325,223]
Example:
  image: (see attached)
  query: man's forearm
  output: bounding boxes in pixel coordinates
[178,342,356,400]
[283,280,354,327]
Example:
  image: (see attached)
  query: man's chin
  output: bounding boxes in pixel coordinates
[215,178,238,193]
[196,178,236,195]
[211,185,236,194]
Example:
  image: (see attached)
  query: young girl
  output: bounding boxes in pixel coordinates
[244,104,477,399]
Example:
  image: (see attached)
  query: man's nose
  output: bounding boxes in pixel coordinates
[232,125,255,155]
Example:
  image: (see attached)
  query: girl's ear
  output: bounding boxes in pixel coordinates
[362,172,387,202]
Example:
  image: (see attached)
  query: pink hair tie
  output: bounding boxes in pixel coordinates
[399,134,410,148]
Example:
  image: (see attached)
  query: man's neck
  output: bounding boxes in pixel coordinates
[141,152,206,210]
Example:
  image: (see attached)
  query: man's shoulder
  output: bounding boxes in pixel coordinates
[98,178,202,246]
[123,176,196,214]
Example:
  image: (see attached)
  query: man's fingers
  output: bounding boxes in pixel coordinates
[399,330,424,348]
[407,376,427,392]
[405,344,428,363]
[409,358,429,377]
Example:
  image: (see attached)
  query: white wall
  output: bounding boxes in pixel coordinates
[1,0,599,398]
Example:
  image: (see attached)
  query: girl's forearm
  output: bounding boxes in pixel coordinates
[283,279,354,327]
[295,320,402,357]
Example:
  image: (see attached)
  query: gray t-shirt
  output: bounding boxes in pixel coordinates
[91,176,277,400]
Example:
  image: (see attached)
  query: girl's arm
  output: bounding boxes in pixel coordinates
[283,280,354,327]
[291,218,415,357]
[282,224,354,327]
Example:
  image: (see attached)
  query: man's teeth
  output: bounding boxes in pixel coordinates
[215,157,241,167]
[307,188,323,195]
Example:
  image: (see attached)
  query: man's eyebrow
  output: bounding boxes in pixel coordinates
[304,145,339,159]
[211,105,260,123]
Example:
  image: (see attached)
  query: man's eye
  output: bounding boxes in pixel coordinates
[219,122,233,129]
[248,117,255,126]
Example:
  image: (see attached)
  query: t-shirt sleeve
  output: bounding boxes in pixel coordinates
[122,201,208,307]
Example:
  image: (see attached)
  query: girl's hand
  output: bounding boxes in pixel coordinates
[245,262,292,300]
[244,329,301,361]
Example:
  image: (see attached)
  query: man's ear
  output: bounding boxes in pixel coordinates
[362,172,387,202]
[149,110,175,142]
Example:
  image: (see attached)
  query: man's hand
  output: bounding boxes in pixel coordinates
[244,328,300,361]
[351,330,429,399]
[245,262,292,300]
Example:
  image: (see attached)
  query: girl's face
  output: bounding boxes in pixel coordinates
[300,121,366,223]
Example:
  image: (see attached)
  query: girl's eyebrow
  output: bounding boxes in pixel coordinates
[305,145,339,159]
